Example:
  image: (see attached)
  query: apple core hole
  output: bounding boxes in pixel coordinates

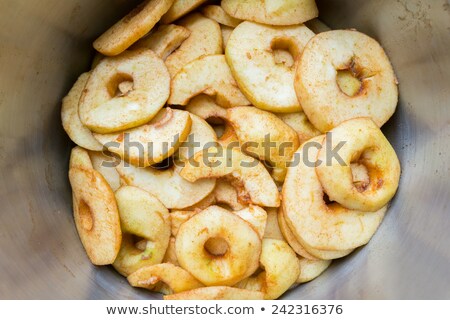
[107,73,134,97]
[78,199,94,231]
[205,237,229,256]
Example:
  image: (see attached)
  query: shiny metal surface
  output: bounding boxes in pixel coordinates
[0,0,449,299]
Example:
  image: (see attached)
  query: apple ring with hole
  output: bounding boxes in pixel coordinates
[175,206,262,286]
[180,146,280,207]
[169,55,250,108]
[131,24,191,60]
[296,258,331,284]
[177,113,218,161]
[94,108,192,168]
[164,286,264,300]
[278,205,353,260]
[161,0,208,24]
[236,239,300,300]
[283,135,387,252]
[275,112,321,144]
[165,13,222,78]
[116,160,216,210]
[221,0,318,26]
[61,73,103,151]
[79,49,170,134]
[227,106,300,182]
[69,148,121,265]
[93,0,174,56]
[316,118,401,212]
[112,186,170,276]
[226,22,314,112]
[295,30,399,132]
[128,263,204,295]
[201,5,242,28]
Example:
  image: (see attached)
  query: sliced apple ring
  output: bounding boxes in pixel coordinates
[61,73,103,151]
[117,161,215,210]
[213,179,245,211]
[93,0,174,56]
[169,54,250,108]
[170,210,197,237]
[283,135,387,252]
[227,106,300,182]
[131,24,191,60]
[164,286,264,300]
[69,165,121,265]
[175,206,261,286]
[236,239,300,300]
[275,112,321,144]
[180,146,280,207]
[177,113,217,161]
[112,186,170,276]
[79,49,170,134]
[161,0,208,24]
[94,108,191,167]
[128,263,203,295]
[165,13,222,78]
[316,118,401,212]
[295,30,399,132]
[226,22,314,112]
[221,0,318,26]
[297,258,331,284]
[221,25,233,50]
[278,206,352,260]
[234,206,267,239]
[201,5,242,27]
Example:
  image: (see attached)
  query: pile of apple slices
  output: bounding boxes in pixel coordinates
[62,0,401,300]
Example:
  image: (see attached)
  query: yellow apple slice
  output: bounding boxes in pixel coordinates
[164,286,264,300]
[161,0,208,24]
[263,208,284,241]
[131,24,191,60]
[89,151,122,191]
[234,206,267,239]
[222,0,318,26]
[94,108,192,167]
[128,263,203,295]
[296,258,332,284]
[201,5,242,27]
[213,179,245,211]
[163,237,178,266]
[61,73,103,151]
[227,106,299,182]
[221,25,233,50]
[116,161,216,210]
[112,186,170,276]
[169,54,250,108]
[93,0,174,56]
[79,49,170,134]
[169,210,197,237]
[165,13,222,77]
[180,146,280,207]
[185,95,228,121]
[226,22,314,112]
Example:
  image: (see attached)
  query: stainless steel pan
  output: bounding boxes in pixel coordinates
[0,0,449,299]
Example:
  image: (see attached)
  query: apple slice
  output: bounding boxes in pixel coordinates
[296,258,332,284]
[221,25,233,50]
[221,0,318,26]
[227,106,299,182]
[163,237,178,266]
[186,95,228,122]
[89,151,122,191]
[161,0,208,24]
[131,24,191,60]
[234,206,267,239]
[79,49,170,134]
[112,186,170,276]
[164,286,264,300]
[165,13,222,77]
[304,18,331,34]
[263,208,284,241]
[213,179,245,211]
[61,73,103,151]
[128,263,203,295]
[180,146,280,207]
[93,0,174,56]
[169,210,197,237]
[169,54,250,108]
[94,108,192,167]
[69,165,121,265]
[201,5,242,27]
[226,22,314,112]
[116,160,215,210]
